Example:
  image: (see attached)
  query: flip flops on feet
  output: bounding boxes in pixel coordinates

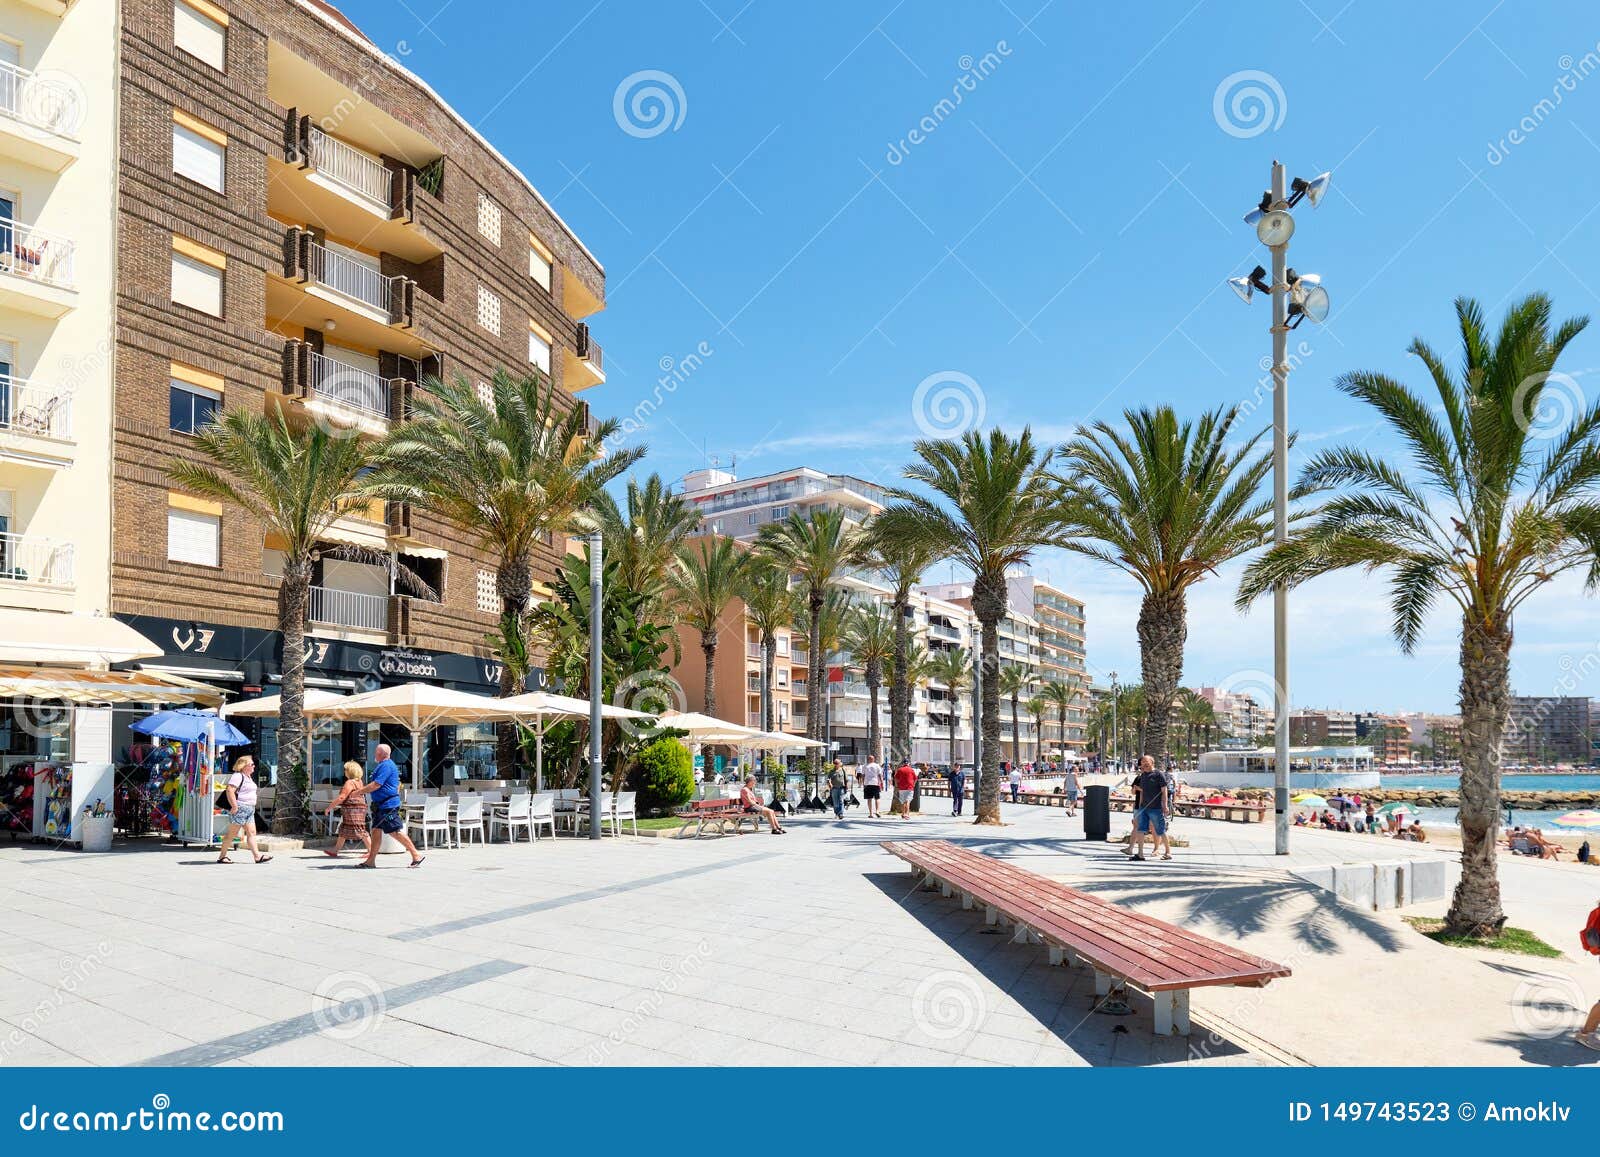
[409,856,426,868]
[254,855,272,864]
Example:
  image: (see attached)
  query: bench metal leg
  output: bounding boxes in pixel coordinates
[1152,990,1190,1036]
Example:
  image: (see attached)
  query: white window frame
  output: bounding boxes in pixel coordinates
[167,507,220,567]
[171,251,223,316]
[172,121,225,192]
[173,0,227,71]
[529,237,552,292]
[526,324,550,374]
[169,377,221,434]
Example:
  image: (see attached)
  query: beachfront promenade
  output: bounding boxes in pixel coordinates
[0,803,1594,1068]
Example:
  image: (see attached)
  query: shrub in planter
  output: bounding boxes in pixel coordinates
[632,738,694,814]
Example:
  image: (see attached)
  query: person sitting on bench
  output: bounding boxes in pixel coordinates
[740,776,786,834]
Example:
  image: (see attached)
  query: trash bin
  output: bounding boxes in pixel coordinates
[1083,784,1110,841]
[80,813,113,853]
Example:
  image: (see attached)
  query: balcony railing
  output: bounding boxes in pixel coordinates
[303,237,409,320]
[0,531,73,587]
[0,376,71,439]
[0,218,74,288]
[790,648,809,666]
[307,350,391,420]
[309,585,387,631]
[306,127,392,213]
[0,60,80,139]
[746,642,762,659]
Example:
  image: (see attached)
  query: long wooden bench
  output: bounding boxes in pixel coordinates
[674,798,761,837]
[880,839,1291,1035]
[1175,799,1268,824]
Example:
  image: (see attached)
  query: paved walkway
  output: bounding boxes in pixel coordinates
[0,801,1593,1067]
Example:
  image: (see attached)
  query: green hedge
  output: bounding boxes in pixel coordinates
[632,738,694,814]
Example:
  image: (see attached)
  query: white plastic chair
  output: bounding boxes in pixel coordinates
[479,789,505,809]
[554,788,581,833]
[407,795,452,848]
[490,793,532,843]
[453,795,486,846]
[611,791,638,837]
[529,792,556,840]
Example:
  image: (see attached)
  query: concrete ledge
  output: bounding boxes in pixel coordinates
[1294,857,1455,911]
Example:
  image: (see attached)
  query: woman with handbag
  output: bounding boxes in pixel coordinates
[216,754,271,864]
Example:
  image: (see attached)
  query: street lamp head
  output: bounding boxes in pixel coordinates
[1242,191,1272,226]
[1298,171,1331,208]
[1255,208,1295,247]
[1298,283,1331,324]
[1227,276,1254,304]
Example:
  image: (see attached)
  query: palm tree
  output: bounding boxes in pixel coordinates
[862,528,939,768]
[740,558,799,732]
[1180,690,1216,768]
[1040,679,1082,764]
[169,410,379,834]
[1239,294,1600,937]
[670,537,749,718]
[1055,405,1288,758]
[378,372,640,773]
[1026,694,1050,762]
[997,665,1033,765]
[842,602,896,761]
[594,472,702,615]
[756,510,865,746]
[878,429,1074,824]
[928,647,973,770]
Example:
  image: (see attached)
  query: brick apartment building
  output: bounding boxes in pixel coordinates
[58,0,604,778]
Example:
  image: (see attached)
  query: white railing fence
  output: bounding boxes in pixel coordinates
[0,60,81,139]
[0,532,74,586]
[306,127,391,211]
[304,238,400,316]
[307,350,390,419]
[0,217,75,288]
[0,376,72,439]
[308,585,387,631]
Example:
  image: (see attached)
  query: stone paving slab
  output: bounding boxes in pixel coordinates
[2,800,1584,1067]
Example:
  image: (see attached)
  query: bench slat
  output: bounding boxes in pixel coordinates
[883,840,1289,992]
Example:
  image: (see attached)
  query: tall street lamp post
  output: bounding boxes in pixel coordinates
[1229,162,1332,855]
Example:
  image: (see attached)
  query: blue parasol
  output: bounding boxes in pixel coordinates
[130,708,249,746]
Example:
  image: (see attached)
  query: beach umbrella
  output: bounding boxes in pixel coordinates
[1375,801,1417,818]
[496,690,655,790]
[1552,809,1600,829]
[130,707,249,746]
[1290,793,1327,808]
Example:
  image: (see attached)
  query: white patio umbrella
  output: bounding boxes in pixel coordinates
[222,689,347,785]
[497,689,655,790]
[655,711,766,744]
[304,683,518,788]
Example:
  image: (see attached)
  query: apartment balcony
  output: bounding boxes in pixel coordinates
[791,680,808,700]
[0,218,76,317]
[271,114,440,264]
[0,60,79,171]
[280,340,402,436]
[271,229,433,362]
[0,376,73,467]
[308,584,387,633]
[561,323,605,390]
[790,648,810,667]
[746,642,762,659]
[0,531,73,589]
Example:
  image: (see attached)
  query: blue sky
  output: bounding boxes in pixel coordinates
[341,0,1600,714]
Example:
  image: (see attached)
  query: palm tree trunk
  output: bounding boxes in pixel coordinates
[807,588,823,745]
[701,635,718,716]
[1010,689,1020,764]
[1057,706,1067,762]
[972,575,1006,824]
[889,594,909,765]
[274,559,311,835]
[1137,589,1186,758]
[1447,611,1511,936]
[762,634,776,732]
[495,554,533,780]
[866,666,882,761]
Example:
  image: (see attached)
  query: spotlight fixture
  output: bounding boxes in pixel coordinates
[1242,191,1272,226]
[1227,264,1273,303]
[1287,171,1331,209]
[1255,208,1295,247]
[1285,271,1330,327]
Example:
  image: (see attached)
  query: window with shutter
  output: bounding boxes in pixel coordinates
[173,121,225,191]
[174,0,227,70]
[167,508,220,566]
[171,251,223,315]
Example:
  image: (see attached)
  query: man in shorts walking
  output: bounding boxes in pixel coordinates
[359,743,426,868]
[892,759,918,820]
[1126,755,1169,862]
[859,754,885,818]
